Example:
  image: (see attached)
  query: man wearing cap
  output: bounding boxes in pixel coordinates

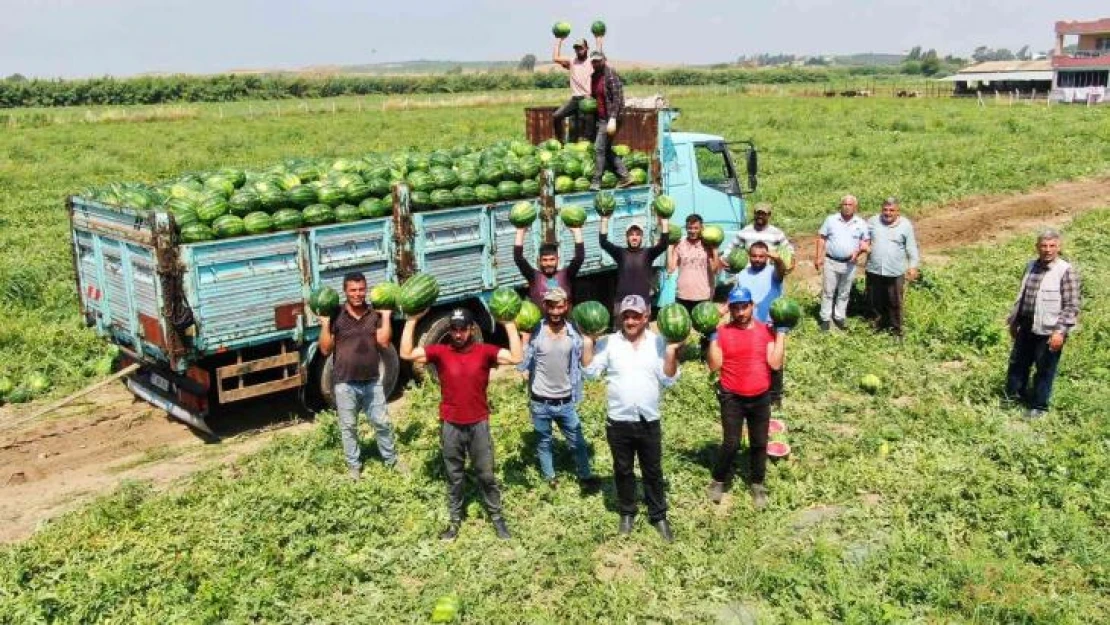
[399,307,523,541]
[517,287,602,492]
[863,197,920,338]
[318,272,403,481]
[588,51,634,191]
[514,223,585,307]
[667,213,721,314]
[599,213,670,319]
[721,202,797,274]
[733,241,788,407]
[815,195,870,331]
[706,286,786,510]
[582,294,682,542]
[551,34,600,143]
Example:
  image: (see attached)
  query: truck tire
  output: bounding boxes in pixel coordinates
[313,344,401,410]
[411,311,484,382]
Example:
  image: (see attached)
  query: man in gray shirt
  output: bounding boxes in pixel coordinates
[864,198,920,337]
[517,287,601,493]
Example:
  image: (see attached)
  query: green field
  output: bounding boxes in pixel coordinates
[0,94,1107,399]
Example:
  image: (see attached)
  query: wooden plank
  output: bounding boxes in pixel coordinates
[218,374,303,403]
[215,351,299,380]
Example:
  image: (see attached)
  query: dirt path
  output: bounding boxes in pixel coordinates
[2,174,1108,545]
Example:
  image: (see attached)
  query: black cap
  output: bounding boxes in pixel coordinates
[448,308,473,329]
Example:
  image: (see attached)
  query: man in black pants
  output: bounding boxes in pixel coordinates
[599,214,670,320]
[705,286,786,510]
[551,35,599,143]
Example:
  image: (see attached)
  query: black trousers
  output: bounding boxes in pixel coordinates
[1005,318,1064,411]
[552,96,590,144]
[711,389,771,485]
[865,272,905,336]
[605,418,668,522]
[441,420,503,521]
[593,119,630,184]
[770,366,784,406]
[675,297,703,315]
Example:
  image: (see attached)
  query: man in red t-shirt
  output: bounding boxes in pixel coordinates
[705,286,786,510]
[399,307,522,541]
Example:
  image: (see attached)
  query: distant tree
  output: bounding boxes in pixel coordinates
[906,46,923,61]
[804,56,828,66]
[920,49,941,76]
[901,60,923,75]
[446,65,463,75]
[518,54,536,72]
[5,73,27,82]
[1016,45,1031,60]
[994,48,1015,61]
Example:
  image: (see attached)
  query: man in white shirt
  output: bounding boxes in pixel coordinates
[582,294,681,542]
[721,203,796,273]
[551,35,600,144]
[814,195,870,331]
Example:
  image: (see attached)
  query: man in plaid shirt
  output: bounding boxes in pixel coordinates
[1005,229,1080,419]
[588,51,633,191]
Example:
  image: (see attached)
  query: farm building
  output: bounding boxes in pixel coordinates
[940,60,1053,96]
[1052,17,1110,104]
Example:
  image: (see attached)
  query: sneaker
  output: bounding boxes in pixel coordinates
[389,458,411,476]
[578,476,602,495]
[618,514,634,536]
[749,484,768,510]
[491,518,511,540]
[348,466,362,481]
[616,177,635,189]
[1024,408,1047,420]
[819,320,831,333]
[440,521,461,541]
[833,319,847,331]
[546,478,559,491]
[588,182,601,192]
[652,519,675,543]
[706,480,725,504]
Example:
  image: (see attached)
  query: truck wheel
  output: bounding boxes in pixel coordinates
[411,311,484,382]
[310,345,401,410]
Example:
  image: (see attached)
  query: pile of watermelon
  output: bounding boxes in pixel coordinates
[77,138,653,244]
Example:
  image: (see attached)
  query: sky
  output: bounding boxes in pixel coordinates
[2,0,1107,78]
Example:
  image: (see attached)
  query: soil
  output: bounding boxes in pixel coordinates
[2,175,1108,545]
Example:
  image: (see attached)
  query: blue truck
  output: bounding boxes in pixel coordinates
[68,105,757,434]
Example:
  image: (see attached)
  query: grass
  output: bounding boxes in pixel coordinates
[1,207,1108,622]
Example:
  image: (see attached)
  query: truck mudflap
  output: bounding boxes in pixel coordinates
[126,377,213,436]
[119,352,214,436]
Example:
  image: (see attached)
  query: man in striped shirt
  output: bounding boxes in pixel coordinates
[721,203,796,273]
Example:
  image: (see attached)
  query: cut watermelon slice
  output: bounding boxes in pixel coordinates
[767,441,791,458]
[769,419,786,435]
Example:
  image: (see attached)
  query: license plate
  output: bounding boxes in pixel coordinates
[149,372,171,393]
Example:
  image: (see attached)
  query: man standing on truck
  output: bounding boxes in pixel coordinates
[517,287,602,492]
[599,214,671,319]
[399,308,523,541]
[514,224,585,307]
[667,213,720,314]
[588,51,634,191]
[551,35,600,144]
[318,272,403,481]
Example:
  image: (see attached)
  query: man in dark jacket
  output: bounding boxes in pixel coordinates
[588,51,633,191]
[514,223,584,307]
[599,214,670,318]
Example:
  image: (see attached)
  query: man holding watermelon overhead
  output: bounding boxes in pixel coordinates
[399,308,523,540]
[551,31,600,144]
[514,224,585,307]
[582,294,682,542]
[705,286,786,510]
[599,214,671,319]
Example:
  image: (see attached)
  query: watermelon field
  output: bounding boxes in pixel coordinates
[0,92,1108,621]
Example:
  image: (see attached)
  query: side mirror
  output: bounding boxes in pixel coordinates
[746,148,758,193]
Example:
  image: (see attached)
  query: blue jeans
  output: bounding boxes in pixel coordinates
[530,400,593,481]
[1005,321,1063,411]
[334,380,397,469]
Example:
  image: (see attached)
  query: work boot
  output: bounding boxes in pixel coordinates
[546,477,559,491]
[440,521,461,541]
[819,320,831,333]
[749,484,768,510]
[618,514,635,536]
[707,480,725,504]
[833,319,847,331]
[491,518,511,540]
[652,519,675,543]
[1024,408,1047,420]
[616,176,635,189]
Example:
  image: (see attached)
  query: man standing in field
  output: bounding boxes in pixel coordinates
[705,286,786,510]
[318,272,403,481]
[551,35,599,144]
[587,51,634,191]
[399,308,523,540]
[721,202,796,274]
[599,214,671,318]
[814,195,870,331]
[514,224,585,307]
[733,242,788,406]
[864,198,920,338]
[517,287,601,492]
[1004,229,1080,419]
[667,213,720,314]
[583,294,681,542]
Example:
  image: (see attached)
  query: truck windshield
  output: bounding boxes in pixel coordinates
[693,142,740,196]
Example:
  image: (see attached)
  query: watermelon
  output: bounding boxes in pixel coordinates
[769,418,786,435]
[309,286,341,316]
[769,298,802,329]
[203,175,235,198]
[573,177,591,192]
[543,138,562,152]
[0,376,13,399]
[334,204,361,222]
[359,197,391,218]
[521,179,540,197]
[594,192,616,216]
[26,372,51,395]
[668,224,682,244]
[497,180,522,200]
[591,20,607,36]
[343,181,372,203]
[180,223,214,243]
[272,208,304,231]
[509,201,537,227]
[451,186,476,206]
[691,301,722,334]
[196,195,230,223]
[563,158,583,178]
[432,169,460,190]
[657,303,692,342]
[168,180,203,199]
[572,300,610,335]
[520,158,540,179]
[457,169,480,188]
[652,194,676,218]
[171,206,199,228]
[399,273,440,315]
[303,203,336,226]
[677,331,703,362]
[316,184,345,206]
[777,244,794,268]
[579,97,598,114]
[256,183,286,211]
[367,177,391,197]
[228,189,263,216]
[479,165,505,185]
[430,189,456,208]
[612,144,631,157]
[370,282,401,310]
[515,300,542,331]
[552,21,572,37]
[726,247,749,273]
[554,176,574,194]
[212,214,245,238]
[410,191,432,210]
[860,374,882,394]
[767,441,791,458]
[489,288,523,322]
[431,594,460,623]
[275,171,303,191]
[560,205,587,227]
[474,184,498,203]
[600,171,617,188]
[243,211,273,234]
[430,151,454,169]
[629,168,648,185]
[502,161,524,182]
[701,225,725,247]
[165,195,198,215]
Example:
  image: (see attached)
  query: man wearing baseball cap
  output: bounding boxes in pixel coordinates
[721,202,796,273]
[517,287,601,492]
[551,31,601,144]
[705,285,786,510]
[399,306,523,541]
[588,50,634,190]
[599,213,671,320]
[582,294,682,542]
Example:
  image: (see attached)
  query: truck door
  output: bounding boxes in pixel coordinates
[687,140,745,234]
